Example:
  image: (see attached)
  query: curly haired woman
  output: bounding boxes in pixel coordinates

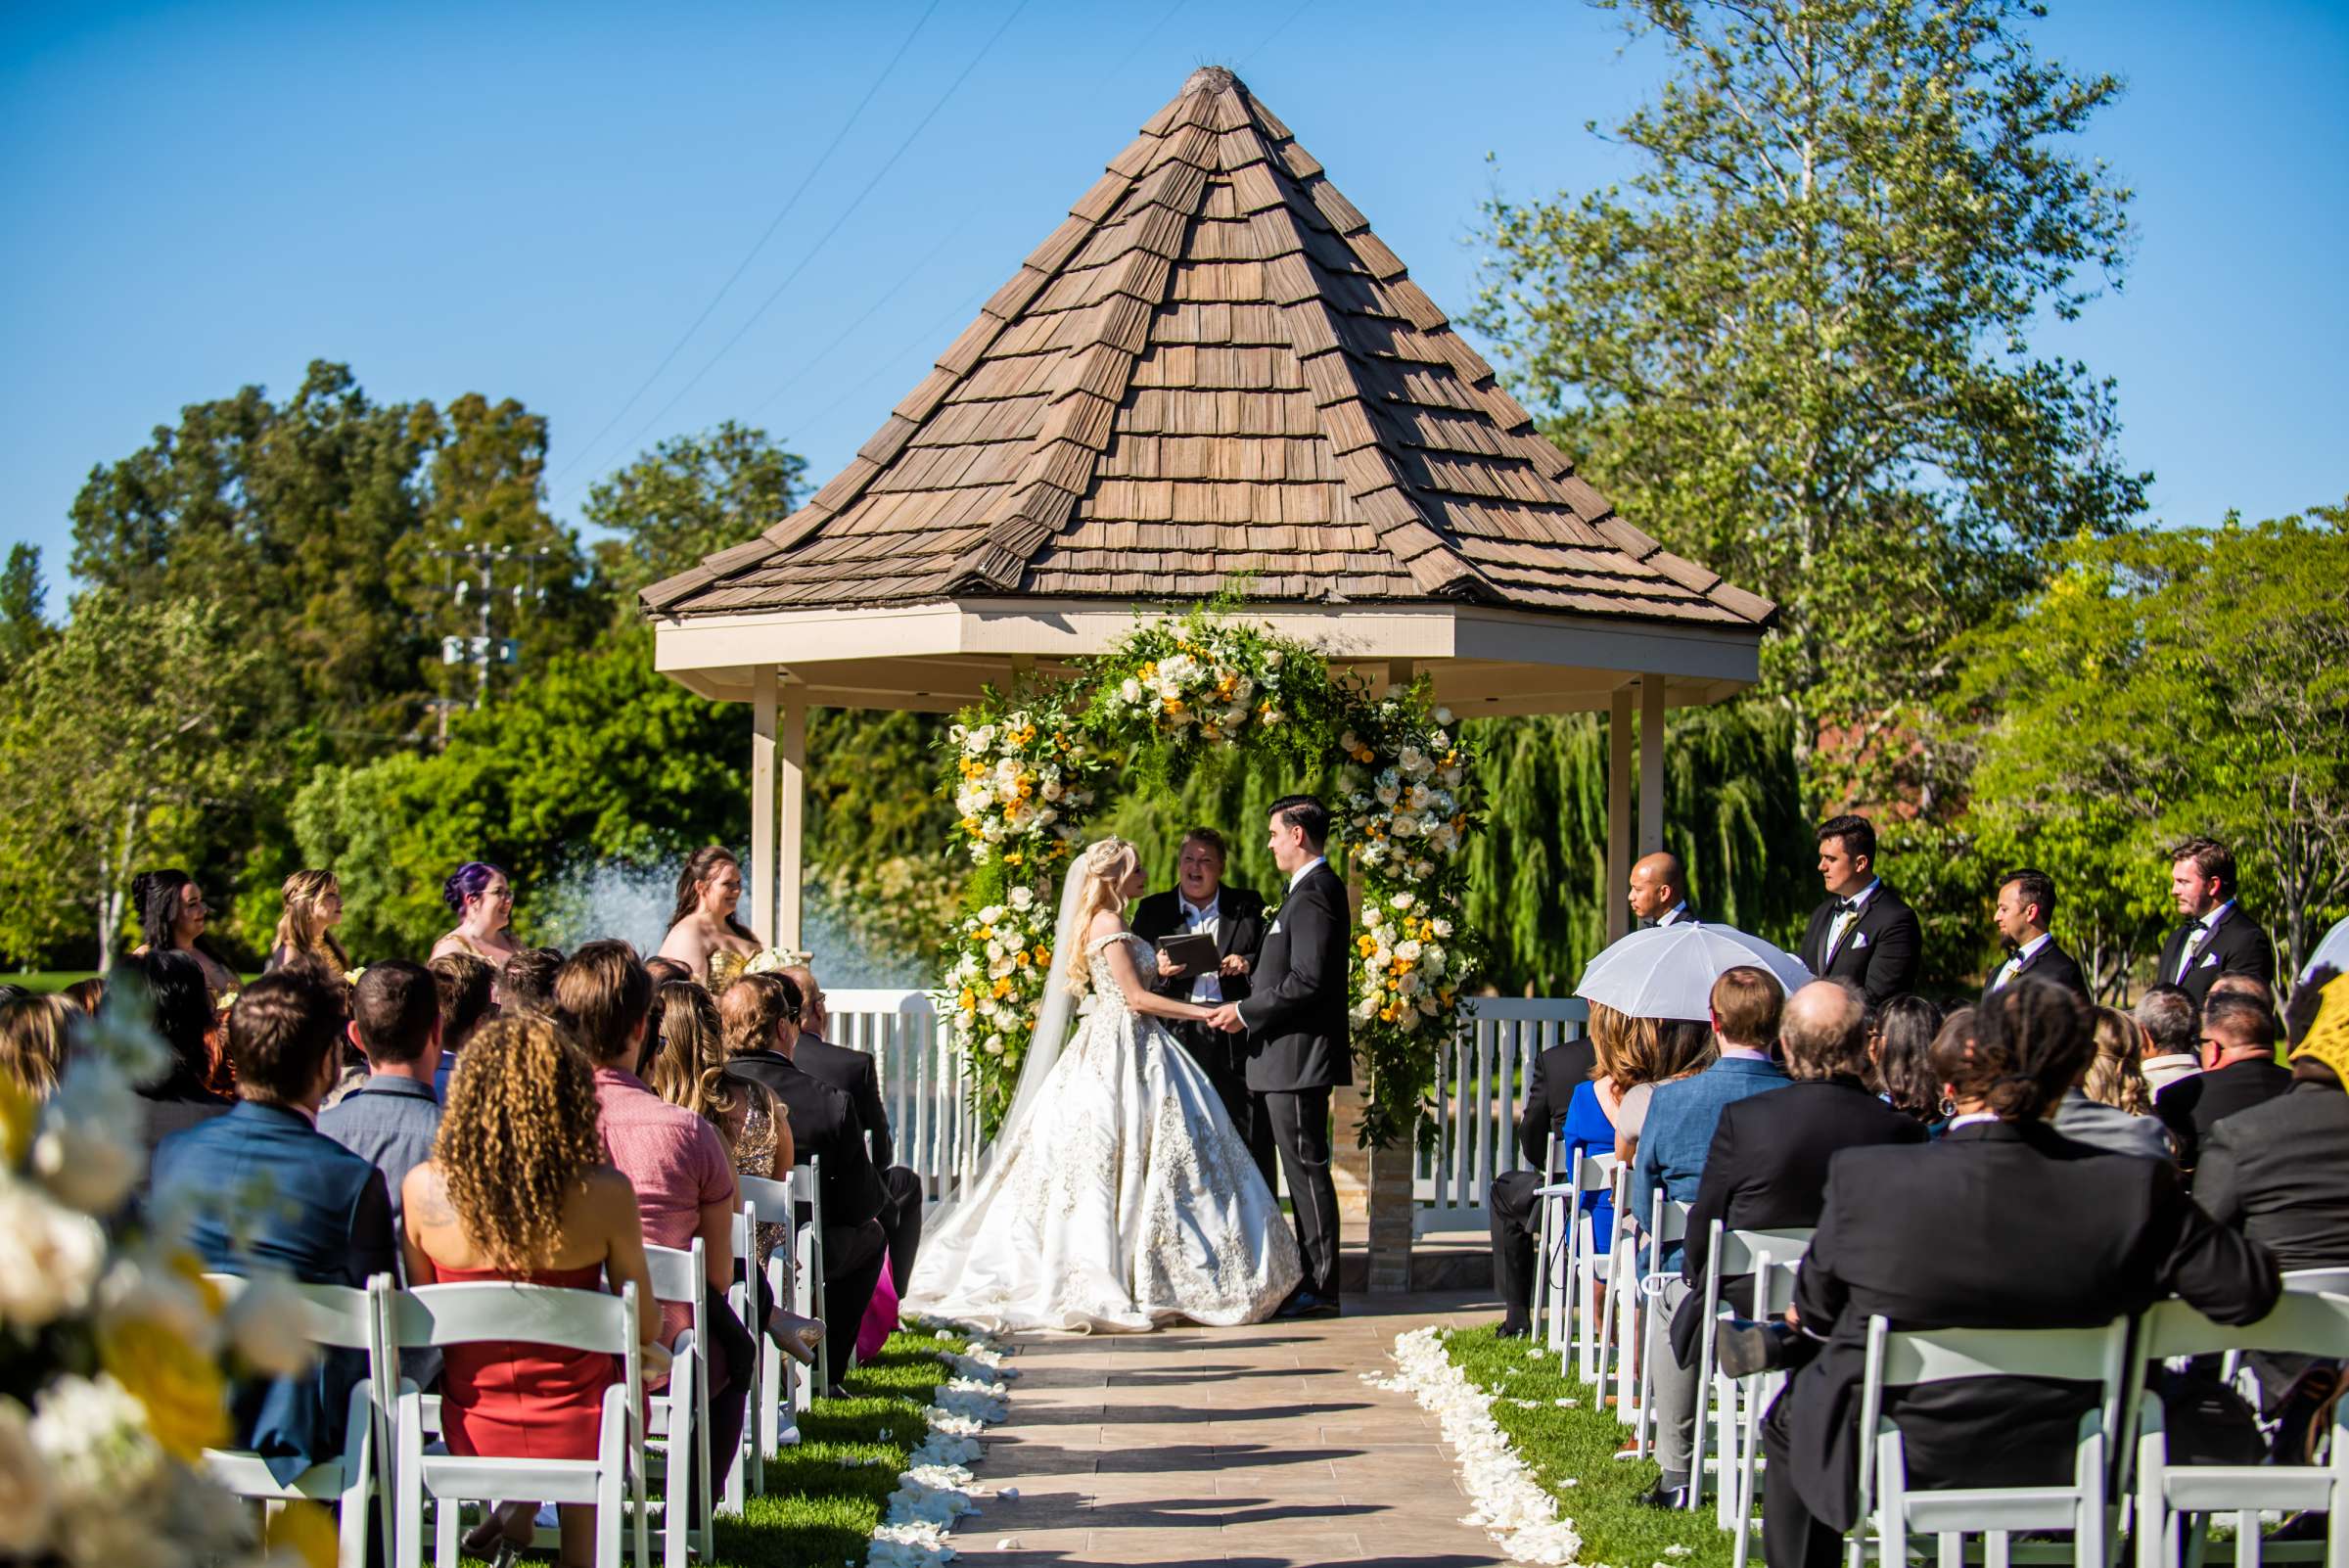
[401,1014,667,1568]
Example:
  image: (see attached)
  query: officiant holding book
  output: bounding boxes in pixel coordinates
[1132,826,1274,1187]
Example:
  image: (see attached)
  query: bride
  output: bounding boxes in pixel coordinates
[902,837,1302,1332]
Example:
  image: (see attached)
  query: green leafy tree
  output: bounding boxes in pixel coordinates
[586,421,807,598]
[0,592,270,967]
[1472,0,2147,801]
[0,544,49,669]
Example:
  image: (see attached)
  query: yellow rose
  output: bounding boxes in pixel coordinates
[0,1075,35,1167]
[97,1315,229,1461]
[265,1499,341,1568]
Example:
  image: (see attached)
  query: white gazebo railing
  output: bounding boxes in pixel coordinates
[824,988,1586,1227]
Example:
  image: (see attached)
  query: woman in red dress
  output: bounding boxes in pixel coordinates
[403,1013,666,1568]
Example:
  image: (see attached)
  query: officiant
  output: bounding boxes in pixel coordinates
[1132,826,1276,1186]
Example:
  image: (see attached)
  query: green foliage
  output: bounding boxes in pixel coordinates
[585,421,807,599]
[0,544,49,669]
[1951,502,2349,981]
[0,591,271,967]
[1473,0,2147,801]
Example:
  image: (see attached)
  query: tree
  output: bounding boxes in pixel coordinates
[1472,0,2147,802]
[0,544,48,669]
[0,592,269,967]
[585,421,807,598]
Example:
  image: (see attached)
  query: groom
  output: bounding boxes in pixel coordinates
[1209,794,1351,1319]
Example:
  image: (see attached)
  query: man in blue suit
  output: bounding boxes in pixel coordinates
[154,970,396,1483]
[1629,966,1794,1506]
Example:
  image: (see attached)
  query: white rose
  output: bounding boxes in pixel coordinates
[1372,947,1393,970]
[1432,917,1454,938]
[1397,971,1420,995]
[970,725,996,752]
[1266,650,1283,668]
[1008,887,1035,910]
[31,1062,143,1216]
[1395,940,1424,963]
[0,1399,53,1556]
[988,955,1014,979]
[1424,945,1448,972]
[0,1184,106,1333]
[983,1036,1005,1057]
[1374,783,1400,807]
[1221,706,1246,727]
[1418,995,1440,1017]
[96,1252,218,1359]
[29,1374,161,1499]
[1391,813,1418,838]
[222,1271,321,1379]
[1398,745,1430,775]
[978,904,1004,924]
[1397,1008,1421,1033]
[1434,706,1455,725]
[1392,892,1415,910]
[1430,729,1451,750]
[1121,677,1142,704]
[1039,777,1063,802]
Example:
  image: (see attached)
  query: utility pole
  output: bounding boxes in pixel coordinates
[430,531,554,742]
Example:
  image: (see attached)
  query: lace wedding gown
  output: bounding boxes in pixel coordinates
[901,931,1303,1333]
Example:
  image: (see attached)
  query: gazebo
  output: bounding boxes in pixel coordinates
[645,65,1774,956]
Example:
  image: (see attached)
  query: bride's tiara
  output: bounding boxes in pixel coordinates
[1080,837,1132,874]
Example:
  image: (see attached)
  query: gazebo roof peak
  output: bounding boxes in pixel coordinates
[641,65,1773,631]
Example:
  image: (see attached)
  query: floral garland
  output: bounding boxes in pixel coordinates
[0,1008,339,1568]
[933,607,1480,1148]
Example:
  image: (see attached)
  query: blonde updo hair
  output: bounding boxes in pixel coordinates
[1061,837,1139,996]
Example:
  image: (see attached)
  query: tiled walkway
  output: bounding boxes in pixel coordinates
[952,1291,1510,1567]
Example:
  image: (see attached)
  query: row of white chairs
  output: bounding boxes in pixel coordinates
[202,1161,832,1568]
[1530,1142,2349,1567]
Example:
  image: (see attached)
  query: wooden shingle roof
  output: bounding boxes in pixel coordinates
[641,67,1773,630]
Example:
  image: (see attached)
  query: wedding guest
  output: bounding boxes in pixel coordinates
[645,956,693,988]
[131,868,241,998]
[0,992,74,1098]
[2196,968,2349,1272]
[2050,1003,2172,1160]
[431,861,521,970]
[427,951,495,1100]
[153,970,396,1485]
[2155,836,2276,1005]
[2209,972,2277,1006]
[2136,984,2204,1099]
[1755,978,2278,1568]
[655,847,760,986]
[1132,827,1273,1185]
[317,960,442,1242]
[501,946,565,1014]
[115,950,232,1161]
[1982,867,2089,1002]
[265,869,349,976]
[1609,1006,1718,1169]
[1628,850,1700,928]
[1486,1015,1601,1338]
[2157,990,2289,1170]
[1631,967,1796,1504]
[779,963,926,1295]
[1796,815,1921,1004]
[401,1013,666,1568]
[719,971,888,1392]
[62,975,106,1014]
[555,941,750,1527]
[1866,995,1945,1126]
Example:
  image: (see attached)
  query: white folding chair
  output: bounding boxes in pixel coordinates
[791,1158,826,1392]
[2126,1290,2349,1568]
[1682,1225,1813,1529]
[740,1169,820,1434]
[203,1273,394,1568]
[721,1206,763,1508]
[1537,1144,1621,1367]
[1589,1161,1635,1395]
[1531,1129,1564,1348]
[640,1241,713,1568]
[381,1279,650,1568]
[1633,1194,1693,1459]
[1851,1314,2130,1568]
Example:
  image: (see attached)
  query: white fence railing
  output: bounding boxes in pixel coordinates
[824,989,1588,1233]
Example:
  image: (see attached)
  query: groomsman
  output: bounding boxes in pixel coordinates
[2156,835,2276,1005]
[1628,851,1700,928]
[1796,813,1921,1004]
[1131,828,1274,1187]
[1982,867,2091,1003]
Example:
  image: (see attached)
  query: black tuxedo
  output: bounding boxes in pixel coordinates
[2156,1055,2292,1172]
[1237,858,1353,1299]
[1488,1038,1600,1332]
[2156,906,2277,1005]
[1979,937,2091,1007]
[1131,884,1273,1186]
[1798,883,1922,1005]
[1760,1121,2277,1568]
[2195,1082,2349,1273]
[1640,903,1703,931]
[789,1031,924,1292]
[722,1048,889,1360]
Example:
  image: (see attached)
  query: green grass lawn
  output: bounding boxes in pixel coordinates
[8,971,100,993]
[1445,1324,1734,1568]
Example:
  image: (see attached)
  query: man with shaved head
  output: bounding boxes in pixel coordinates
[781,964,924,1292]
[1628,851,1699,929]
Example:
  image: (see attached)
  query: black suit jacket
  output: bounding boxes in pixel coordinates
[1778,1121,2276,1533]
[1237,860,1353,1092]
[1980,938,2092,1007]
[1515,1038,1600,1170]
[1798,884,1923,1004]
[788,1032,894,1170]
[2156,908,2278,1005]
[722,1049,885,1229]
[1130,885,1267,1007]
[2195,1082,2349,1273]
[2156,1055,2293,1171]
[1640,904,1703,931]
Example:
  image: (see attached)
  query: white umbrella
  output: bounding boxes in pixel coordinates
[1573,922,1814,1022]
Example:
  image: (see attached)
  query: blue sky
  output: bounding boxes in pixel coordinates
[4,0,2345,593]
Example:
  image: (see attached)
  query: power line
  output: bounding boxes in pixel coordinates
[575,0,1036,502]
[1239,0,1316,68]
[547,0,946,489]
[783,283,992,447]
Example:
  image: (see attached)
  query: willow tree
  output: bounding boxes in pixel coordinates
[1474,0,2147,804]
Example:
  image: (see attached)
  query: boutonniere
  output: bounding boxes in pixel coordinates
[1264,900,1282,923]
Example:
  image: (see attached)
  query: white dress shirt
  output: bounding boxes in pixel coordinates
[1990,931,2052,992]
[2177,899,2237,981]
[1286,855,1327,894]
[1657,900,1692,927]
[1825,877,1881,962]
[1178,891,1222,1005]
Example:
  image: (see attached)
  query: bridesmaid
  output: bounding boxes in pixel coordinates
[655,847,760,986]
[130,868,241,999]
[431,862,522,970]
[266,869,350,976]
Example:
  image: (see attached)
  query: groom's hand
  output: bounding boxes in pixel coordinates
[1206,1002,1246,1034]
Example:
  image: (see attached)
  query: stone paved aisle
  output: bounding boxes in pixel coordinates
[949,1290,1512,1567]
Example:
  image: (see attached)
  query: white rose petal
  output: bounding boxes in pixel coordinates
[0,1185,106,1333]
[223,1270,321,1379]
[0,1399,54,1556]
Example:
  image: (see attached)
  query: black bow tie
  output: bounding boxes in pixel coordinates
[1836,898,1861,915]
[2002,938,2022,958]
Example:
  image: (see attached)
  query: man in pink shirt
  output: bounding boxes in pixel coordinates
[556,942,750,1527]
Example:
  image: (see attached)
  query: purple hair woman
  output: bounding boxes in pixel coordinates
[431,862,521,971]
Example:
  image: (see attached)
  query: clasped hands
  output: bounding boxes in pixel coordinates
[1203,1001,1248,1034]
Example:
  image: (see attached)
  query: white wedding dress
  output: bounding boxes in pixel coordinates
[901,931,1303,1333]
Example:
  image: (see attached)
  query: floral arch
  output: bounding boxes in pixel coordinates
[936,607,1480,1148]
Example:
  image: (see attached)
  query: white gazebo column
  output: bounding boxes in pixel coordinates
[1639,673,1667,855]
[777,684,807,950]
[750,666,777,946]
[1606,685,1634,943]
